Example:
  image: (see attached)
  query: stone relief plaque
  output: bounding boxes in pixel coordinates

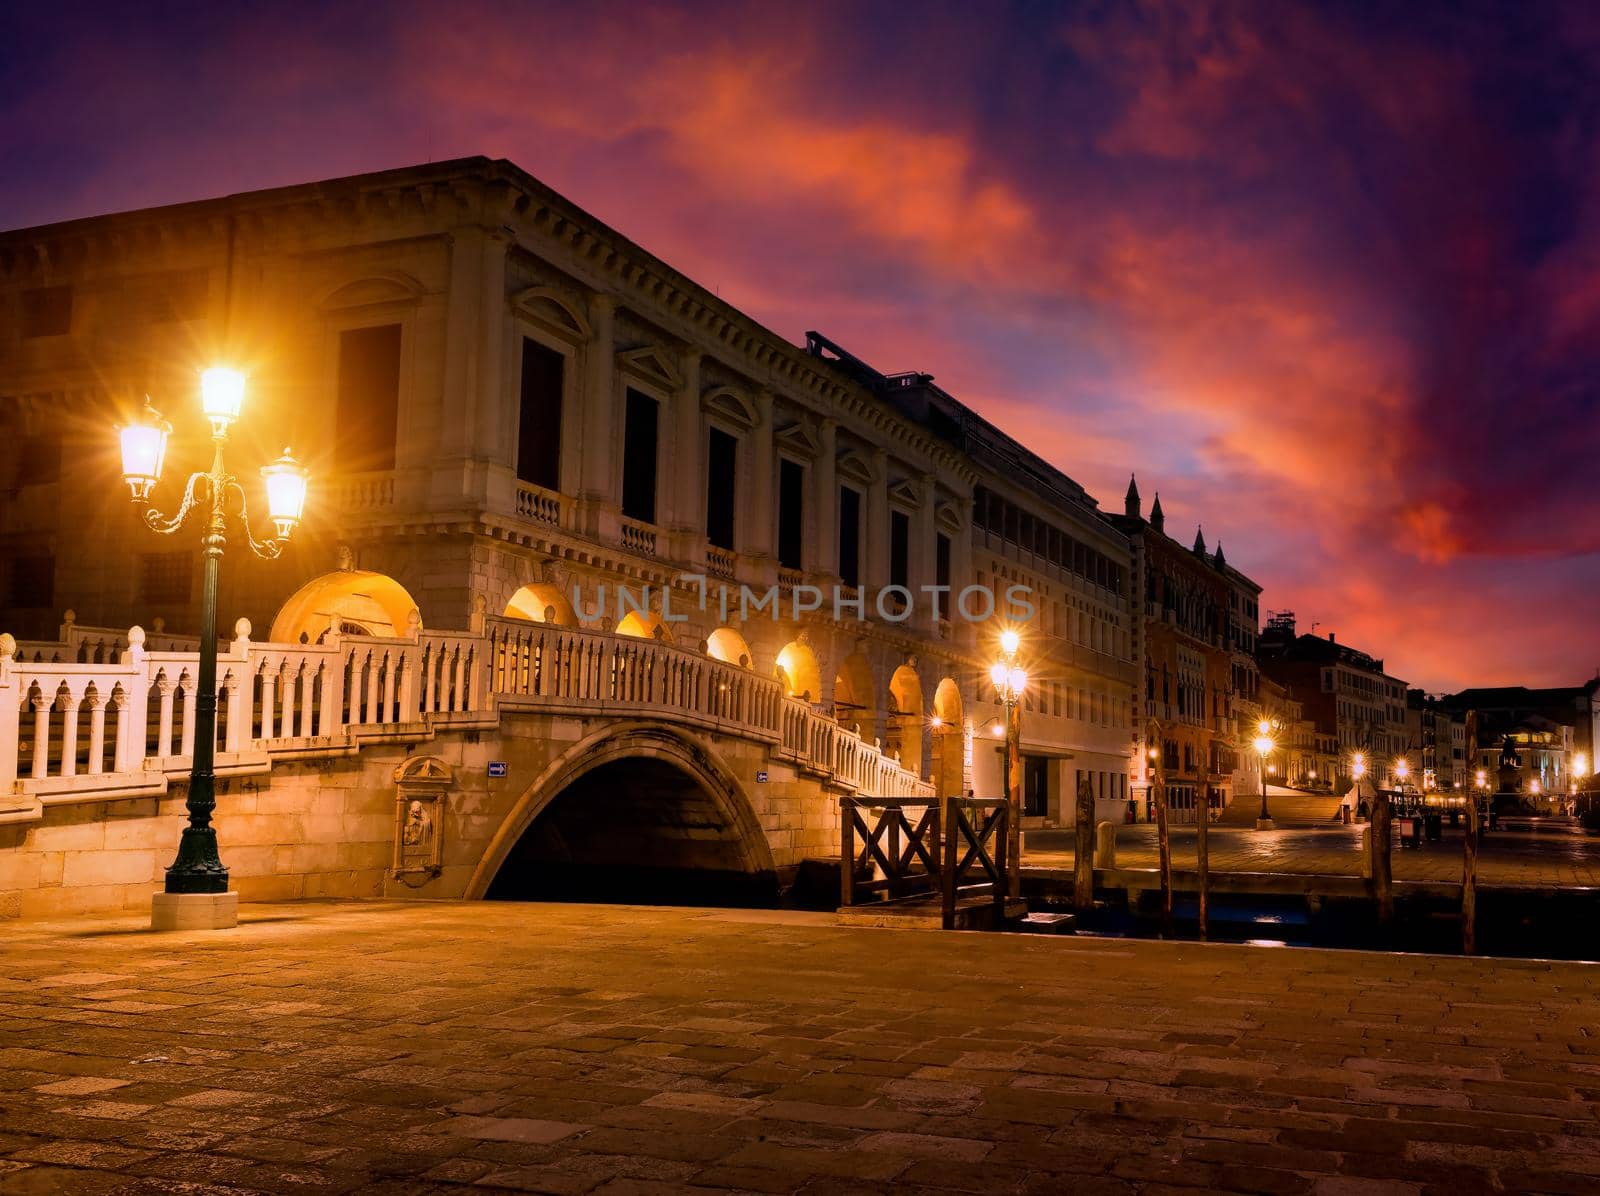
[392,755,451,880]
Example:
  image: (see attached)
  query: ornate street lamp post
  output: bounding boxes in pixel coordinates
[1253,718,1276,830]
[989,628,1026,899]
[118,368,308,930]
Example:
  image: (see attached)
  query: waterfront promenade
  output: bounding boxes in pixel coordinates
[4,900,1600,1193]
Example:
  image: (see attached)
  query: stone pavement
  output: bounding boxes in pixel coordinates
[4,900,1600,1194]
[1026,824,1600,888]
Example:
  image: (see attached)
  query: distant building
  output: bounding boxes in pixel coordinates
[1259,674,1336,791]
[1108,481,1259,822]
[1441,682,1600,787]
[1256,614,1408,787]
[1405,690,1467,793]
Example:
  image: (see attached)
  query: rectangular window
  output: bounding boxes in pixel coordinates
[1024,755,1049,817]
[777,459,804,570]
[21,286,72,338]
[706,427,737,550]
[621,388,658,523]
[838,486,861,588]
[934,533,951,618]
[14,428,61,487]
[516,338,564,491]
[139,551,193,606]
[335,324,401,472]
[6,554,53,609]
[889,510,910,590]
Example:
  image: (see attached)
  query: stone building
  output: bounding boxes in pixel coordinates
[0,155,1136,830]
[1405,690,1467,793]
[1106,482,1257,822]
[1256,613,1408,788]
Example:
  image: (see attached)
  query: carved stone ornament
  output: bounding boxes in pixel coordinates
[393,755,452,881]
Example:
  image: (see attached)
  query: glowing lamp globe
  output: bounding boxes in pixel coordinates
[1253,734,1274,757]
[999,628,1020,655]
[1394,758,1410,781]
[200,367,247,433]
[260,448,309,539]
[989,661,1008,689]
[119,401,171,500]
[1007,667,1027,695]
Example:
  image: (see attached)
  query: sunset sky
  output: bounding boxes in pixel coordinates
[4,2,1598,692]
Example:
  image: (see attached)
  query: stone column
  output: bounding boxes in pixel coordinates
[747,390,775,563]
[672,349,703,539]
[578,294,618,536]
[865,449,889,592]
[950,491,976,649]
[918,470,939,629]
[475,230,511,469]
[813,419,837,580]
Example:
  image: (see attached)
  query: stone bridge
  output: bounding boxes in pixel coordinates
[0,604,930,920]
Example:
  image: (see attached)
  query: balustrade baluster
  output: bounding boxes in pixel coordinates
[88,692,107,775]
[260,668,276,739]
[156,677,175,757]
[382,651,398,723]
[60,692,79,778]
[450,644,465,711]
[364,650,381,724]
[300,666,316,737]
[177,681,192,757]
[281,664,297,737]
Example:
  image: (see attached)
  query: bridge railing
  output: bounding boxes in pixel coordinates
[2,613,929,818]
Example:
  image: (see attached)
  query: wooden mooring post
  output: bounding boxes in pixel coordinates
[1074,774,1095,910]
[1155,776,1173,937]
[1372,787,1394,927]
[1461,710,1480,954]
[1196,788,1210,940]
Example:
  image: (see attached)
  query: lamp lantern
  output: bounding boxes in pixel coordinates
[199,366,247,434]
[260,448,309,539]
[118,400,171,501]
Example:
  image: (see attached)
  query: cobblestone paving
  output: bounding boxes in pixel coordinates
[5,900,1600,1194]
[1026,825,1600,888]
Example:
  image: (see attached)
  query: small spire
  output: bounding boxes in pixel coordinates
[1214,541,1226,568]
[1193,526,1206,555]
[1124,473,1141,519]
[1150,493,1164,533]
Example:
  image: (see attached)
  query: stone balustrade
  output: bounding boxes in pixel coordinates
[0,614,930,826]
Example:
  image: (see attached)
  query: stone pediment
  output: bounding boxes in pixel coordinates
[319,272,426,310]
[702,386,757,430]
[393,755,453,786]
[775,421,821,458]
[888,478,921,509]
[837,451,876,487]
[512,286,591,338]
[935,501,965,534]
[618,346,682,390]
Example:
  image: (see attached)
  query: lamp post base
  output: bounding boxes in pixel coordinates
[1255,817,1277,831]
[151,891,238,932]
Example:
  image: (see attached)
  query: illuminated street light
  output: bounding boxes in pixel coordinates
[991,628,1026,898]
[119,368,309,930]
[1253,719,1277,830]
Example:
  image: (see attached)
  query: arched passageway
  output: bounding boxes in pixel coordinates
[774,639,820,703]
[477,727,777,907]
[269,569,420,642]
[886,664,924,770]
[505,584,578,625]
[616,610,673,641]
[706,626,753,667]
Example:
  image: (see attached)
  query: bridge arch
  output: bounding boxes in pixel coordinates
[468,723,777,905]
[269,569,420,642]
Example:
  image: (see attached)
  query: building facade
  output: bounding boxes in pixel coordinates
[0,156,1135,825]
[1108,483,1257,822]
[1256,613,1408,789]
